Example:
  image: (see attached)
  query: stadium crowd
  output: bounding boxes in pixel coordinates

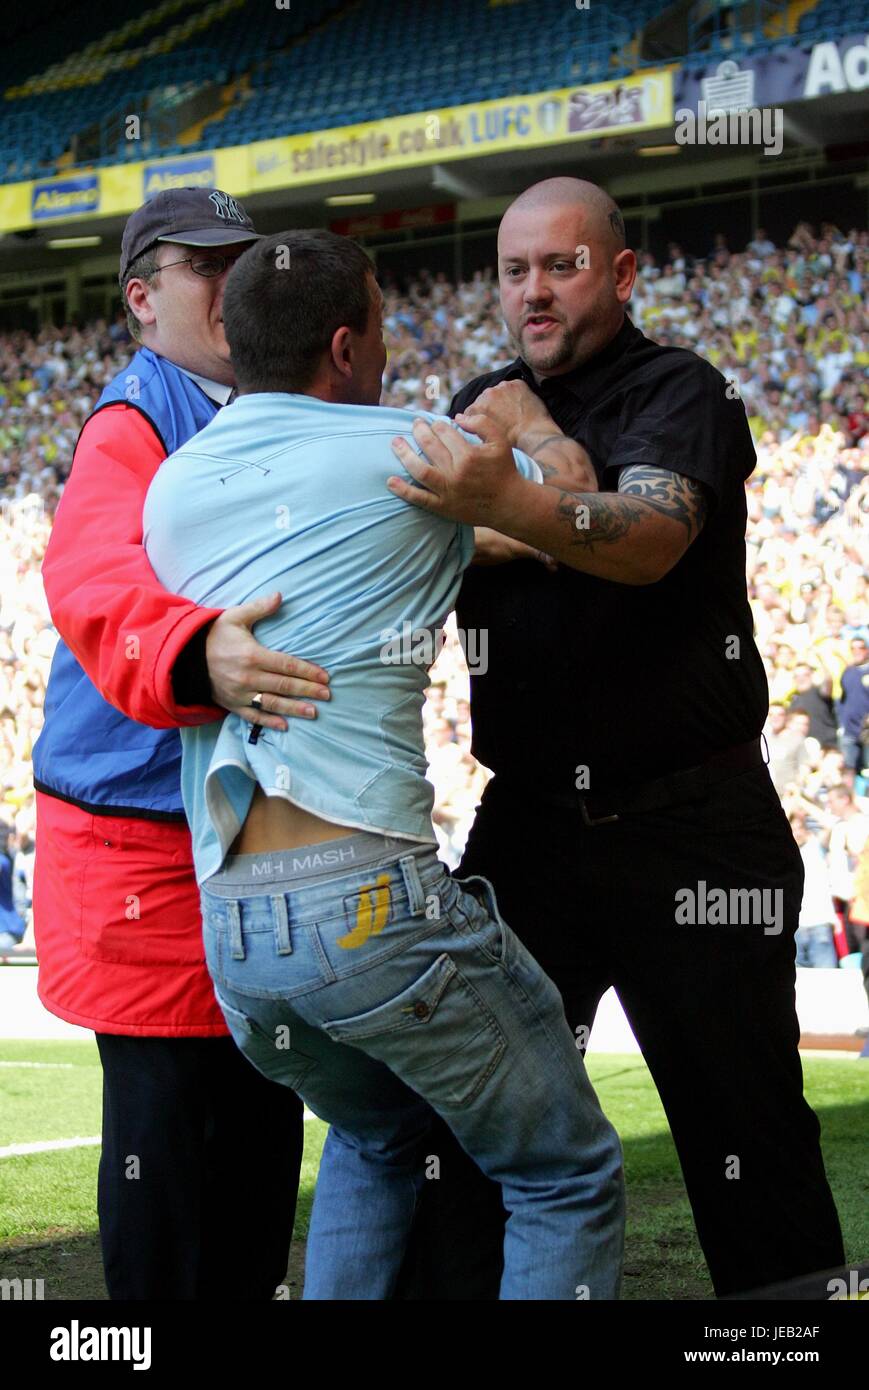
[1,221,867,980]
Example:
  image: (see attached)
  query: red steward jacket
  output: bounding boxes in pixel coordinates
[35,404,229,1035]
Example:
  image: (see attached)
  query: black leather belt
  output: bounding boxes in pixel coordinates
[494,738,767,827]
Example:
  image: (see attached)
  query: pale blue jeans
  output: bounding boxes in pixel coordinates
[200,834,625,1300]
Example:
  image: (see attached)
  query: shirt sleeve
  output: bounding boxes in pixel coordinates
[421,413,544,483]
[601,356,757,505]
[41,404,225,729]
[511,448,544,483]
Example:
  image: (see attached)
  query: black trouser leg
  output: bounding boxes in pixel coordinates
[612,932,844,1296]
[96,1034,304,1300]
[392,1112,505,1300]
[590,767,845,1296]
[398,767,845,1299]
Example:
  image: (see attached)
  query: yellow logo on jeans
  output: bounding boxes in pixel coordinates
[337,874,391,949]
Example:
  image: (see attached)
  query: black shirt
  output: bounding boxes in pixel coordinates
[451,313,769,794]
[787,687,838,746]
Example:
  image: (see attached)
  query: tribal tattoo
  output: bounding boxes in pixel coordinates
[617,465,709,544]
[553,464,708,553]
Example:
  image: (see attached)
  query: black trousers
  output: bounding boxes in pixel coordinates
[395,765,845,1299]
[95,1032,304,1300]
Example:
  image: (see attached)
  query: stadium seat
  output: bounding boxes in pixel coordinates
[2,0,866,182]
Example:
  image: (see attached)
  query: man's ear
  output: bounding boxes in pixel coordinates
[329,325,353,379]
[614,248,637,303]
[125,278,157,335]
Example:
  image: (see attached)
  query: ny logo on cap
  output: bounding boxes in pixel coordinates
[208,190,245,223]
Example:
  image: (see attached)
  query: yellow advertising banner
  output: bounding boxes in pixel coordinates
[0,71,673,233]
[247,71,673,191]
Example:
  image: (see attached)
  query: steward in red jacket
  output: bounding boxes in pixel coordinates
[31,188,327,1301]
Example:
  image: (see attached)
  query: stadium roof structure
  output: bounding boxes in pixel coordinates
[0,0,866,276]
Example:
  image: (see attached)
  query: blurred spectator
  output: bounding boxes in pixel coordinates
[747,228,776,258]
[0,824,27,952]
[789,813,838,968]
[786,708,819,766]
[826,785,869,954]
[12,827,34,920]
[787,662,838,746]
[814,609,855,702]
[839,634,869,784]
[765,703,809,795]
[850,838,869,1010]
[801,744,848,806]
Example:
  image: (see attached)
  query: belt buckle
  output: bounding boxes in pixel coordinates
[578,797,619,828]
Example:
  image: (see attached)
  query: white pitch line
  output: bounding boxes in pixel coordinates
[0,1061,76,1069]
[0,1112,319,1160]
[0,1136,101,1159]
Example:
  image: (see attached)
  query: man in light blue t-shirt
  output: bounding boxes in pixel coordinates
[143,229,625,1301]
[144,359,541,883]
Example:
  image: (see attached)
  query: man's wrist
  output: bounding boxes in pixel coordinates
[516,423,566,455]
[488,472,536,537]
[172,619,217,707]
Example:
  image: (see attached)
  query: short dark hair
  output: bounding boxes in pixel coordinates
[121,246,160,341]
[222,230,374,393]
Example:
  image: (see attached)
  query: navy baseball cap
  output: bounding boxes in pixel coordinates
[119,187,260,282]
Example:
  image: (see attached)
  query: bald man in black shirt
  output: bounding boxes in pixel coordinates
[389,178,844,1299]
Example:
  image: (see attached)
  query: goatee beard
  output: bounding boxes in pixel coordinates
[510,326,574,375]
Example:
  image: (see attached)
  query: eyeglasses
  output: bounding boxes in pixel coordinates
[152,251,245,279]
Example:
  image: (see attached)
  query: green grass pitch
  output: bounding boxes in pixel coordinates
[1,1038,866,1300]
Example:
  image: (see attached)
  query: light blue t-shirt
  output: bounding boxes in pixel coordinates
[143,392,542,885]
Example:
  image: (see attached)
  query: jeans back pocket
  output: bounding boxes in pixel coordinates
[321,951,506,1108]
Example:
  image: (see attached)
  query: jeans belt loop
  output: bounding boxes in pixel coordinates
[227,899,245,961]
[271,893,292,955]
[399,853,427,917]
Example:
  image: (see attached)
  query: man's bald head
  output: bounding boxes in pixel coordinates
[502,177,626,253]
[496,177,636,379]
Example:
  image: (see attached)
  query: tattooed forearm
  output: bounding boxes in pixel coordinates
[616,465,708,544]
[554,490,655,551]
[494,464,708,582]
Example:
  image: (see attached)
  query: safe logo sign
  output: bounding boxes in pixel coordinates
[568,73,669,133]
[569,82,646,131]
